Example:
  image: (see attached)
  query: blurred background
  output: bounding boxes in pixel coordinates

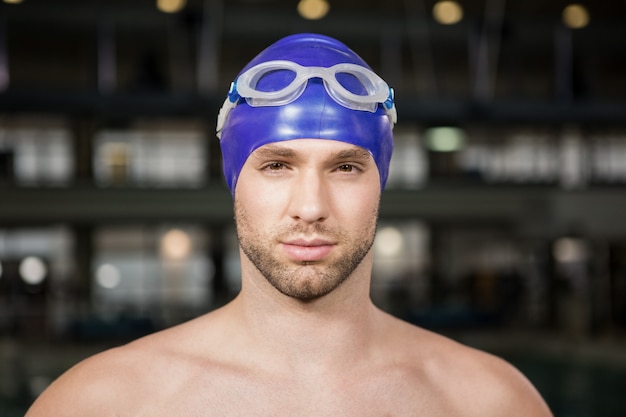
[0,0,625,415]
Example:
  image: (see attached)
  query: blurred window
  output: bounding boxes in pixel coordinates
[386,127,428,189]
[0,123,73,186]
[455,127,626,187]
[94,123,206,188]
[372,221,430,314]
[93,225,213,324]
[0,227,74,335]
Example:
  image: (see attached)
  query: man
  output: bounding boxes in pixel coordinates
[26,33,552,416]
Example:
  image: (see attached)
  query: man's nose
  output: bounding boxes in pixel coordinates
[287,169,330,224]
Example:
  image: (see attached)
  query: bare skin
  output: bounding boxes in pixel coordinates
[26,140,552,417]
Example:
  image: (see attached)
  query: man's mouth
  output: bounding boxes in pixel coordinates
[280,238,335,262]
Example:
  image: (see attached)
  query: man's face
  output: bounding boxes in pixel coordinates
[234,139,381,301]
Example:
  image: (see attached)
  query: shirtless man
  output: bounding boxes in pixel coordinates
[26,33,552,417]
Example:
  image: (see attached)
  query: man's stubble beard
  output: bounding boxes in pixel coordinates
[234,199,378,302]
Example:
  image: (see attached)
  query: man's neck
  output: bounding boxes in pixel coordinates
[230,256,381,374]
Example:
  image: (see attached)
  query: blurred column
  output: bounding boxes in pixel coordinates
[380,25,403,92]
[209,226,228,307]
[207,122,222,184]
[97,17,117,95]
[470,0,506,102]
[73,226,94,316]
[404,0,438,95]
[0,145,15,185]
[428,226,446,305]
[0,17,9,92]
[72,120,95,185]
[167,13,193,92]
[554,24,572,102]
[198,0,224,185]
[589,241,612,332]
[609,243,626,329]
[197,0,223,94]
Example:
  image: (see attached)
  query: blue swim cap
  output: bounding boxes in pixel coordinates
[217,33,395,194]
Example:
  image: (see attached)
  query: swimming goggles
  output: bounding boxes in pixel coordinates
[216,60,397,138]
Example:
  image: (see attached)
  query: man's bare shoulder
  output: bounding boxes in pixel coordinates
[25,310,233,417]
[379,313,553,417]
[25,342,147,416]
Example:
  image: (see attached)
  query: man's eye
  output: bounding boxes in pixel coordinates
[266,162,284,170]
[338,164,354,172]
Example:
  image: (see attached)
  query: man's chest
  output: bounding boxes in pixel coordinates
[131,368,457,417]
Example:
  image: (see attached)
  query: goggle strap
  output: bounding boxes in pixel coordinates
[228,81,241,103]
[217,96,239,139]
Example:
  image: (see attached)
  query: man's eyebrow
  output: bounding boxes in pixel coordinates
[253,145,298,159]
[333,148,372,161]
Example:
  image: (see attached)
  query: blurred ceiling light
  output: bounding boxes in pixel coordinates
[562,4,590,29]
[19,256,47,285]
[424,126,466,152]
[3,0,24,4]
[297,0,330,20]
[161,228,192,260]
[157,0,186,13]
[375,226,404,257]
[433,1,463,25]
[96,264,121,289]
[553,237,588,263]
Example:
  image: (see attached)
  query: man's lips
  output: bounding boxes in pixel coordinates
[280,238,335,262]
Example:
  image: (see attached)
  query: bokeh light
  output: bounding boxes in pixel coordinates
[562,4,590,29]
[553,237,588,263]
[19,256,47,285]
[433,1,464,25]
[96,263,122,289]
[375,226,404,257]
[297,0,330,20]
[424,126,467,152]
[157,0,186,14]
[161,228,192,260]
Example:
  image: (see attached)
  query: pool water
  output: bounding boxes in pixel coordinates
[503,351,626,417]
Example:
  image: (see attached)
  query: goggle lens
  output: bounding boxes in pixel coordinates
[335,72,370,96]
[251,69,298,93]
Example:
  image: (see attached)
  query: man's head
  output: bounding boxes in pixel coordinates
[216,33,396,195]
